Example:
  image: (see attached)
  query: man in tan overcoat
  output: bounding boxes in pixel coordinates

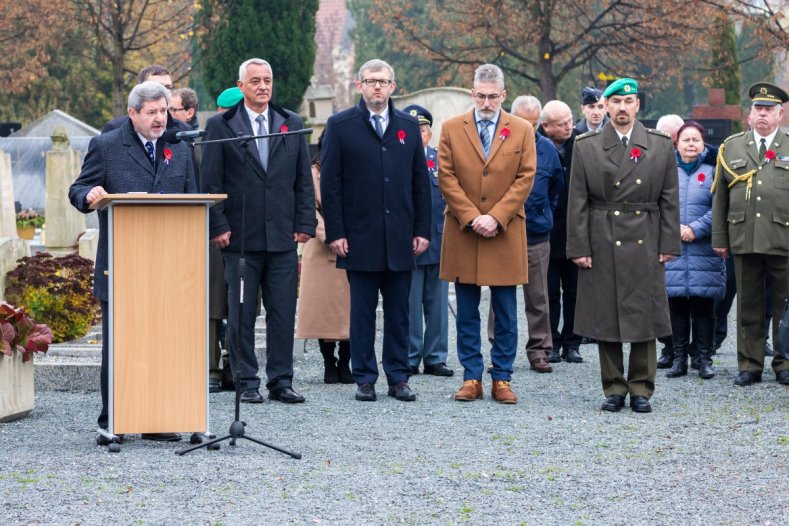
[566,78,680,414]
[438,64,536,404]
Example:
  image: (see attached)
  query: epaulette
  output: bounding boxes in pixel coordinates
[646,128,671,139]
[723,131,745,143]
[576,129,601,140]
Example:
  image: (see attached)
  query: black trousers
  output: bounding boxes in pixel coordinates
[223,250,298,392]
[548,257,582,351]
[98,300,109,430]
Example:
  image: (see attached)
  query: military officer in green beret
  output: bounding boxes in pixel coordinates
[567,77,681,413]
[711,81,789,386]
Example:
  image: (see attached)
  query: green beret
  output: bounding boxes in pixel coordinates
[216,87,243,109]
[603,78,638,98]
[749,82,788,106]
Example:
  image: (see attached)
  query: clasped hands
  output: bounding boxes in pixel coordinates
[471,214,499,238]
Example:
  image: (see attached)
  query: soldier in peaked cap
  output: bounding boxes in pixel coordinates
[402,104,453,377]
[575,86,609,134]
[566,77,681,413]
[711,81,789,387]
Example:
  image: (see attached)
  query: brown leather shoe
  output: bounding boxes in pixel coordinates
[491,380,518,404]
[454,380,483,401]
[530,357,553,373]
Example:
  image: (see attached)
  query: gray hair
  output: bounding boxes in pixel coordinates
[656,114,684,134]
[128,81,170,112]
[357,59,395,82]
[511,95,541,116]
[238,58,273,82]
[474,64,505,89]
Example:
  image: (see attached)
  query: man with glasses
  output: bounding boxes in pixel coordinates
[538,100,585,364]
[320,59,431,402]
[169,88,199,129]
[438,64,536,404]
[711,81,789,387]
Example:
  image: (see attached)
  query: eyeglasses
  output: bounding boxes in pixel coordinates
[169,107,186,113]
[360,79,393,87]
[473,92,502,102]
[163,84,174,91]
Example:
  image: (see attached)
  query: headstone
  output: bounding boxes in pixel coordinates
[393,87,473,148]
[0,237,31,300]
[78,229,99,262]
[0,150,16,238]
[44,127,86,250]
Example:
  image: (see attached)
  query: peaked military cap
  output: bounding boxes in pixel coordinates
[216,87,243,109]
[402,104,433,127]
[603,78,638,98]
[748,82,788,106]
[581,86,603,105]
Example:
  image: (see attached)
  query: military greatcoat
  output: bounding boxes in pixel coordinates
[566,121,681,342]
[711,129,789,255]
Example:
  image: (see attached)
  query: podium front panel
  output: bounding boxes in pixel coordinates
[111,204,207,434]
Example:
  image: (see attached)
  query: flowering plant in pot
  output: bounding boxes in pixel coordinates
[15,209,44,239]
[0,302,53,361]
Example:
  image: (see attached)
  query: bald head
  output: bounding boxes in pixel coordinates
[540,100,574,144]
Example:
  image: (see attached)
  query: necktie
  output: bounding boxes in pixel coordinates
[256,114,268,171]
[479,120,492,157]
[144,141,155,164]
[758,138,766,161]
[622,136,628,148]
[372,115,384,138]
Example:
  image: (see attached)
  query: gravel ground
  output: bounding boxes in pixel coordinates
[1,289,787,525]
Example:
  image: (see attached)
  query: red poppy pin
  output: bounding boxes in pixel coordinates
[765,150,776,162]
[163,148,173,165]
[697,173,705,186]
[426,159,436,170]
[397,130,406,145]
[630,147,641,163]
[499,127,511,141]
[280,124,288,133]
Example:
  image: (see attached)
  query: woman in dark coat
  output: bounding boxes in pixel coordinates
[664,121,726,379]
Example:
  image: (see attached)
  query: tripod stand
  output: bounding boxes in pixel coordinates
[175,126,311,458]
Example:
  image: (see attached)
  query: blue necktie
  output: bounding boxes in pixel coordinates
[144,141,155,164]
[372,115,384,138]
[479,120,492,157]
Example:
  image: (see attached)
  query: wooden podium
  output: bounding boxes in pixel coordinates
[91,194,225,436]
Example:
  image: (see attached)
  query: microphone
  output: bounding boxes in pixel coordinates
[162,128,206,143]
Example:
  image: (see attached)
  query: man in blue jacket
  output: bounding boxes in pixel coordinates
[489,96,564,373]
[320,59,432,402]
[402,104,452,377]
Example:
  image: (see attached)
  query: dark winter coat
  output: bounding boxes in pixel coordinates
[525,133,563,244]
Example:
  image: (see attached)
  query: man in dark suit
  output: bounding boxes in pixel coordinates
[69,81,197,441]
[201,58,316,404]
[320,59,431,402]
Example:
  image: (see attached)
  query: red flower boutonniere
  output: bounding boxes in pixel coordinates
[426,159,436,170]
[280,124,288,133]
[630,147,641,163]
[397,130,406,145]
[163,148,173,165]
[765,150,776,162]
[499,127,511,141]
[697,173,705,186]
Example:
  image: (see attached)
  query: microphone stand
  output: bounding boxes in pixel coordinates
[175,128,312,458]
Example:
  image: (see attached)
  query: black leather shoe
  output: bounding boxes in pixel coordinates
[563,348,583,363]
[355,383,377,401]
[424,363,454,376]
[776,370,789,385]
[630,395,652,413]
[734,371,762,387]
[208,378,221,393]
[387,381,416,401]
[547,348,562,363]
[239,389,264,403]
[600,394,625,412]
[409,366,420,375]
[268,386,305,404]
[141,433,182,442]
[765,341,773,357]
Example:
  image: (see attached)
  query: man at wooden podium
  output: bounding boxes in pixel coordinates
[69,81,197,441]
[201,58,316,404]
